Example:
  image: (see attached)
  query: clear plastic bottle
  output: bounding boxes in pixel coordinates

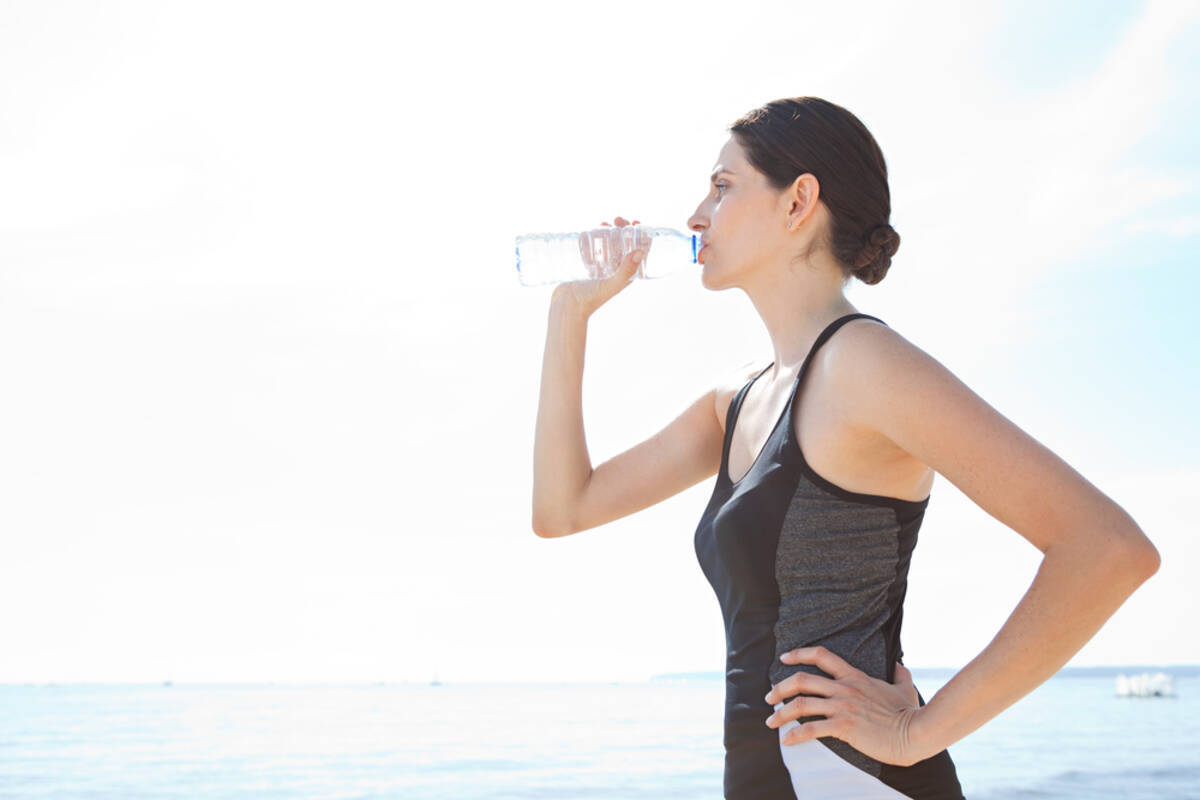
[514,225,700,287]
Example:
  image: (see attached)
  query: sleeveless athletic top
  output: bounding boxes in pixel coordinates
[693,313,964,799]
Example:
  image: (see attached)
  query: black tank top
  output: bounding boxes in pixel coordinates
[693,313,964,799]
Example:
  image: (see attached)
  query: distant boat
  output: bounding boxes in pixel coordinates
[1116,672,1175,697]
[430,665,442,686]
[162,680,173,687]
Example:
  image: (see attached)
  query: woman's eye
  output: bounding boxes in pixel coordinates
[714,183,727,196]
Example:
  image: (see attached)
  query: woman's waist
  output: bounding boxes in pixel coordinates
[767,626,898,689]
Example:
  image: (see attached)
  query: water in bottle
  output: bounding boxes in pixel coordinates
[514,225,700,287]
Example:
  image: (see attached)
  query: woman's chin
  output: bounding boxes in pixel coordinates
[700,264,727,291]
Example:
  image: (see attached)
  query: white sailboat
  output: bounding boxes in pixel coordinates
[1115,671,1175,697]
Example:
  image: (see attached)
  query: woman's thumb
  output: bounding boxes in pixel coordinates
[895,661,919,703]
[623,249,645,283]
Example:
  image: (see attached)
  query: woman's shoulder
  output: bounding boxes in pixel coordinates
[816,316,958,447]
[820,316,925,373]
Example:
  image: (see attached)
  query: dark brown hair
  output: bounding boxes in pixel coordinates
[729,97,899,285]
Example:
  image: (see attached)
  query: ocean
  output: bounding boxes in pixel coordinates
[2,669,1198,799]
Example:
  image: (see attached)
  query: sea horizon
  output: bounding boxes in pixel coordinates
[5,663,1198,687]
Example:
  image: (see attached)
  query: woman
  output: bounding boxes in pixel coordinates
[531,97,1160,799]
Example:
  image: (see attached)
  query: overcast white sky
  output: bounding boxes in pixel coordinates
[1,0,1197,684]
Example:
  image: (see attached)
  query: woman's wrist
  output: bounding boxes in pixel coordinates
[551,285,593,321]
[907,702,948,764]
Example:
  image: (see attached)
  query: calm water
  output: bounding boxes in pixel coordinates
[2,671,1198,799]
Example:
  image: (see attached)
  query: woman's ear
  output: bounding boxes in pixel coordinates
[785,173,821,228]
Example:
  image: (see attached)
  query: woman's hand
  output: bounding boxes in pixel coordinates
[763,646,932,767]
[551,216,649,317]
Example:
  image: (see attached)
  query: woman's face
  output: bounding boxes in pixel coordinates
[687,135,787,290]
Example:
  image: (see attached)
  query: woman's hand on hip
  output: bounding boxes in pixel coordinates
[763,646,933,767]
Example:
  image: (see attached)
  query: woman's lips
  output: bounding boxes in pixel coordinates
[698,244,708,264]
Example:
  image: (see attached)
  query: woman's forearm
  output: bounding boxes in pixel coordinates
[531,289,594,537]
[911,522,1159,761]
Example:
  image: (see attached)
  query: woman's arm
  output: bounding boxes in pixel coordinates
[531,288,594,536]
[531,218,648,536]
[910,515,1156,760]
[771,322,1160,764]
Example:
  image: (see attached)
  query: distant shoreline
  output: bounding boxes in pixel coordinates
[3,665,1199,687]
[648,665,1200,682]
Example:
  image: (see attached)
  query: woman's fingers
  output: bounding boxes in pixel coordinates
[780,646,860,680]
[590,217,644,281]
[779,717,841,745]
[765,695,839,728]
[764,669,839,705]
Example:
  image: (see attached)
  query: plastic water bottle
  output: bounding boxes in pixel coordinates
[514,225,700,287]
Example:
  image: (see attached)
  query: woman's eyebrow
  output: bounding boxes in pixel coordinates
[710,170,735,183]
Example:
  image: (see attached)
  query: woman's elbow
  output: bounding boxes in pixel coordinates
[1129,537,1161,581]
[1101,506,1161,581]
[1103,523,1161,583]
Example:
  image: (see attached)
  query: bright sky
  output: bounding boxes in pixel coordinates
[1,0,1197,684]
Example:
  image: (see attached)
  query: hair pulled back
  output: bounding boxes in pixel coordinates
[728,97,899,285]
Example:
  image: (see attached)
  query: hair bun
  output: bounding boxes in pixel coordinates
[852,223,900,285]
